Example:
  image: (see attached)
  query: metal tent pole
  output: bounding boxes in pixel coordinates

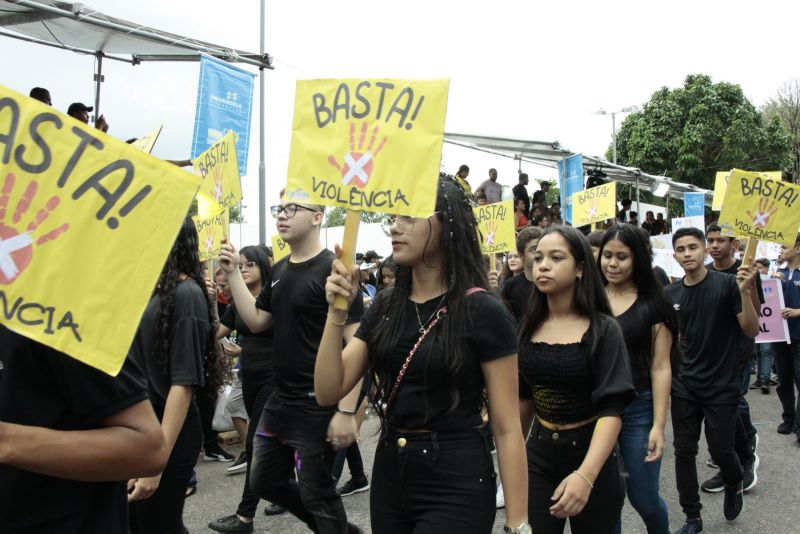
[93,52,103,120]
[258,0,266,244]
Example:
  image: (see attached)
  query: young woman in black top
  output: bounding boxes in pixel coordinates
[599,224,677,534]
[315,177,530,534]
[518,225,634,534]
[209,245,278,532]
[128,217,221,534]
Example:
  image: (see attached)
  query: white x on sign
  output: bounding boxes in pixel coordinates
[0,232,32,280]
[753,211,769,227]
[342,152,372,185]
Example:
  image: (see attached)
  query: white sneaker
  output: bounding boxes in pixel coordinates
[496,483,505,509]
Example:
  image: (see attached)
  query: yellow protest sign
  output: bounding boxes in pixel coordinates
[713,170,781,211]
[193,205,229,262]
[130,125,163,154]
[473,200,515,254]
[718,169,800,246]
[571,182,617,227]
[284,79,449,218]
[272,234,290,262]
[193,130,242,210]
[0,85,200,375]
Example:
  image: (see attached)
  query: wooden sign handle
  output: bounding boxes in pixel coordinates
[742,236,757,268]
[334,209,361,311]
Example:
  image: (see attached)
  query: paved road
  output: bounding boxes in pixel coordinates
[185,385,799,533]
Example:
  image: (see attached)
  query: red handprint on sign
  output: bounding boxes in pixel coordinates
[0,173,69,285]
[328,122,388,189]
[211,166,224,203]
[746,198,779,228]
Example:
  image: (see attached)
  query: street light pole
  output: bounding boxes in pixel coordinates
[594,105,639,165]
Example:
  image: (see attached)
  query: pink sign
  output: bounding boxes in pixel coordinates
[756,278,791,344]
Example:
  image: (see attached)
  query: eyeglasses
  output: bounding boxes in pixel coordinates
[270,203,319,219]
[381,213,441,237]
[381,215,416,237]
[238,261,257,271]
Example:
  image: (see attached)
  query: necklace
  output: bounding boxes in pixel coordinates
[414,295,447,333]
[606,286,637,298]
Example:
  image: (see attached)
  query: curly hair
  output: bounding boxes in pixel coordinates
[366,175,488,428]
[153,216,222,396]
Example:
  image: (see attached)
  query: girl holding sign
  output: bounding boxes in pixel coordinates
[128,217,221,534]
[315,177,530,533]
[518,225,634,534]
[598,224,677,534]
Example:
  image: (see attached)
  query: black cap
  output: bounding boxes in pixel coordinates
[67,102,93,115]
[364,250,383,263]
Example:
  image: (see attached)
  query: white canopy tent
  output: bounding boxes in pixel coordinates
[444,132,714,215]
[0,0,274,241]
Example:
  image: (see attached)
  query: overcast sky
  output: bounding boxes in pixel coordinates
[2,0,798,246]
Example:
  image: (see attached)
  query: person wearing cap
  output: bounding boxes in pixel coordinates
[29,87,51,105]
[68,102,109,133]
[364,250,383,265]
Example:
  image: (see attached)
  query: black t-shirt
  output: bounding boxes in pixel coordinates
[255,249,364,401]
[501,273,534,324]
[355,290,518,431]
[0,326,148,533]
[128,279,210,408]
[615,299,666,391]
[707,259,763,360]
[665,270,746,404]
[518,315,635,424]
[221,301,275,378]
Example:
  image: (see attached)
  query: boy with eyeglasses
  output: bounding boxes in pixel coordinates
[213,202,364,534]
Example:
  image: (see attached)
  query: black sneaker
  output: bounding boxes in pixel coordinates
[700,472,724,493]
[226,452,248,474]
[743,454,758,492]
[675,518,703,534]
[204,444,235,462]
[778,422,793,434]
[337,475,370,496]
[761,383,770,394]
[263,502,287,516]
[723,481,744,520]
[208,514,254,533]
[749,380,762,390]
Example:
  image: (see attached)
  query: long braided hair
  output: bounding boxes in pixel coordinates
[366,175,487,427]
[153,216,222,396]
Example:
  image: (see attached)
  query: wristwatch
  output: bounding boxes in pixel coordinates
[503,523,532,534]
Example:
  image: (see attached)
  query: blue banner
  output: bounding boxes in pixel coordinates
[557,154,584,224]
[192,55,255,175]
[684,192,705,217]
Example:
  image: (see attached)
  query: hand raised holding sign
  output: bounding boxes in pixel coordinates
[218,240,240,274]
[736,264,757,295]
[325,244,360,309]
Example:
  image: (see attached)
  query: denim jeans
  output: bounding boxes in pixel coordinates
[333,442,365,481]
[757,343,775,383]
[671,397,741,519]
[615,390,669,534]
[735,361,757,463]
[528,419,625,534]
[250,393,350,534]
[370,428,496,533]
[773,340,800,433]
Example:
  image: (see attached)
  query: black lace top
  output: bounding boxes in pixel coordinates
[518,315,635,424]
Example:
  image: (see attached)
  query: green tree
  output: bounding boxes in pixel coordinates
[611,74,792,190]
[762,78,800,183]
[323,207,385,227]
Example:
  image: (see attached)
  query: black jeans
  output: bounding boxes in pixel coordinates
[671,397,742,519]
[130,404,201,534]
[236,368,275,519]
[370,427,496,533]
[527,419,625,534]
[250,393,349,534]
[333,442,365,481]
[196,386,219,450]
